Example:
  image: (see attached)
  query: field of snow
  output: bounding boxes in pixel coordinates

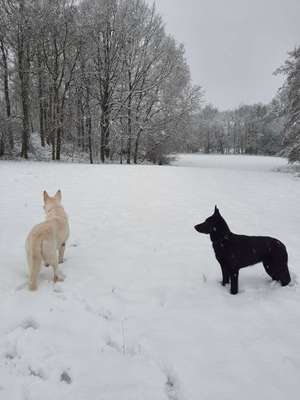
[0,154,300,400]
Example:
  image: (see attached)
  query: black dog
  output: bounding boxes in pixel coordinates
[194,206,291,295]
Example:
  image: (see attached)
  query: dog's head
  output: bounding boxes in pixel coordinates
[194,206,223,235]
[43,190,62,213]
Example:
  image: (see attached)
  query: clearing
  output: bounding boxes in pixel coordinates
[0,154,299,400]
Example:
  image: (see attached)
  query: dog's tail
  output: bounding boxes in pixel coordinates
[26,233,43,291]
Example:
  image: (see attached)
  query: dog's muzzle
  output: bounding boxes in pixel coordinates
[194,224,203,233]
[194,223,209,234]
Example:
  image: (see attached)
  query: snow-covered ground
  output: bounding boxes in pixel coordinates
[0,154,300,400]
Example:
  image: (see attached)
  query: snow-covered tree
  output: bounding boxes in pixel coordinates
[276,47,300,162]
[0,0,202,164]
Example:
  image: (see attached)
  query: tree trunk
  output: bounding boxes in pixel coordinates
[100,101,110,163]
[0,135,4,156]
[77,96,82,148]
[37,47,45,147]
[20,56,30,159]
[100,112,106,163]
[126,114,132,164]
[87,116,93,164]
[18,1,30,159]
[120,127,124,164]
[51,135,55,160]
[20,91,30,159]
[0,38,13,150]
[133,128,142,164]
[126,71,132,164]
[56,106,64,161]
[86,90,93,164]
[56,127,61,160]
[52,88,61,160]
[46,89,53,145]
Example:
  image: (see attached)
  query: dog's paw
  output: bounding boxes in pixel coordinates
[21,317,39,330]
[29,283,38,291]
[220,280,229,286]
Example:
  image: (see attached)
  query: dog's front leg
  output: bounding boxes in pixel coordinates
[221,265,230,286]
[230,270,239,295]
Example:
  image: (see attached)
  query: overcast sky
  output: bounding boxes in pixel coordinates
[150,0,300,110]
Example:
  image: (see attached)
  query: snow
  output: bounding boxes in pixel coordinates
[0,154,300,400]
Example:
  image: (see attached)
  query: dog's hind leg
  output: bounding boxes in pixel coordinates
[49,251,64,283]
[43,241,64,284]
[58,243,66,264]
[28,260,41,291]
[279,265,291,286]
[26,238,42,291]
[51,257,64,283]
[271,245,291,286]
[263,260,279,281]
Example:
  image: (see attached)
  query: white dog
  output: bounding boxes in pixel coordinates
[25,190,69,291]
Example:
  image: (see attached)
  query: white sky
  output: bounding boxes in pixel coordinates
[150,0,300,110]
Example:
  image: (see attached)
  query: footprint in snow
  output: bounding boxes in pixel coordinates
[5,347,17,361]
[28,366,46,380]
[166,375,177,400]
[163,366,185,400]
[104,336,122,353]
[104,333,142,357]
[21,317,39,330]
[15,282,27,291]
[53,284,65,294]
[98,309,113,321]
[60,370,72,384]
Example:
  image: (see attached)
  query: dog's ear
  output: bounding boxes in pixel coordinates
[54,190,62,202]
[43,190,49,203]
[214,205,220,215]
